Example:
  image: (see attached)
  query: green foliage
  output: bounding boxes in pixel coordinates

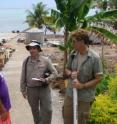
[96,74,110,95]
[26,2,49,28]
[89,94,117,124]
[52,0,117,51]
[58,38,73,53]
[51,0,117,73]
[89,76,117,124]
[87,26,117,44]
[86,9,117,22]
[51,0,92,31]
[58,45,66,51]
[93,26,117,44]
[108,76,117,100]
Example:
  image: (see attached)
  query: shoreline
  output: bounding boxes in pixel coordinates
[0,33,18,42]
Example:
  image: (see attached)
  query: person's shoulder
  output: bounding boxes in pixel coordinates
[69,50,77,58]
[40,56,51,62]
[89,49,100,59]
[70,50,76,55]
[23,56,30,64]
[0,73,3,79]
[0,72,5,83]
[0,72,4,78]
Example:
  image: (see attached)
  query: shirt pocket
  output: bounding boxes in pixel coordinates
[36,62,47,75]
[81,63,93,77]
[37,63,45,69]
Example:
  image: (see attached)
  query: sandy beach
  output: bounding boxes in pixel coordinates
[0,33,18,41]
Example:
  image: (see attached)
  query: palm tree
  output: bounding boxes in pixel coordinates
[51,0,117,75]
[26,2,49,28]
[51,0,92,75]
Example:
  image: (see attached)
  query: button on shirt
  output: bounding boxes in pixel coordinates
[20,56,58,93]
[66,49,103,102]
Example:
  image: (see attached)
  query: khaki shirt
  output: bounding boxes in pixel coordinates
[20,55,58,93]
[66,49,103,102]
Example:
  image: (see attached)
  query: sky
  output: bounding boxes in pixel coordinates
[0,0,56,10]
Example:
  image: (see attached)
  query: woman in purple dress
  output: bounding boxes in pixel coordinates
[0,71,11,124]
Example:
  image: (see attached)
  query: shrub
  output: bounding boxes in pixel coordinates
[89,94,117,124]
[89,76,117,124]
[108,76,117,100]
[95,74,110,96]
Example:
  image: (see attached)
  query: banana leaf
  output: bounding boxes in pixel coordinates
[55,0,67,12]
[51,9,61,20]
[87,26,117,44]
[86,9,117,22]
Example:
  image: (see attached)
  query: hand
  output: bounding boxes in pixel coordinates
[22,92,27,99]
[65,69,72,77]
[71,71,80,79]
[39,78,49,87]
[1,111,9,121]
[39,78,46,83]
[72,79,84,89]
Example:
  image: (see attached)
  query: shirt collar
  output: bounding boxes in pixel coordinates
[30,55,41,62]
[73,48,92,58]
[87,49,92,57]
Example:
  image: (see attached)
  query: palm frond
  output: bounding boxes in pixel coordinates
[86,9,117,22]
[51,9,61,20]
[26,2,49,28]
[87,26,117,44]
[55,0,67,12]
[70,0,85,14]
[55,18,64,28]
[77,0,92,20]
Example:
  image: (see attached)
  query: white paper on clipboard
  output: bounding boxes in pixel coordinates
[32,78,41,81]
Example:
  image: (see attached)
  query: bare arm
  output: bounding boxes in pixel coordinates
[45,58,58,82]
[72,74,102,89]
[0,100,8,121]
[20,58,28,99]
[0,100,5,114]
[83,74,102,88]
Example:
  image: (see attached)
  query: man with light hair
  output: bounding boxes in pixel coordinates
[63,29,103,124]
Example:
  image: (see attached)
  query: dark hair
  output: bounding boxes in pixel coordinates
[26,42,42,52]
[29,45,42,52]
[70,29,90,45]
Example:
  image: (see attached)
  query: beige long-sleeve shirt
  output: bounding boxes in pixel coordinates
[20,55,58,93]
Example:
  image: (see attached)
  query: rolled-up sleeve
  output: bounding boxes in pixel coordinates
[93,57,103,77]
[46,58,58,81]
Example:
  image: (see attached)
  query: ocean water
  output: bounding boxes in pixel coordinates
[0,7,100,33]
[0,9,29,33]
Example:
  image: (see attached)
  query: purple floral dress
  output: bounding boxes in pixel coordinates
[0,73,11,111]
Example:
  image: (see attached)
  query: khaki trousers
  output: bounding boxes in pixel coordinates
[27,86,52,124]
[63,95,91,124]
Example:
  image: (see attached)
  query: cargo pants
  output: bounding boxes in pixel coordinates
[63,95,92,124]
[27,86,52,124]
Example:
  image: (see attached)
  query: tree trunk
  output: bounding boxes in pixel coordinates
[101,41,105,74]
[63,29,68,77]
